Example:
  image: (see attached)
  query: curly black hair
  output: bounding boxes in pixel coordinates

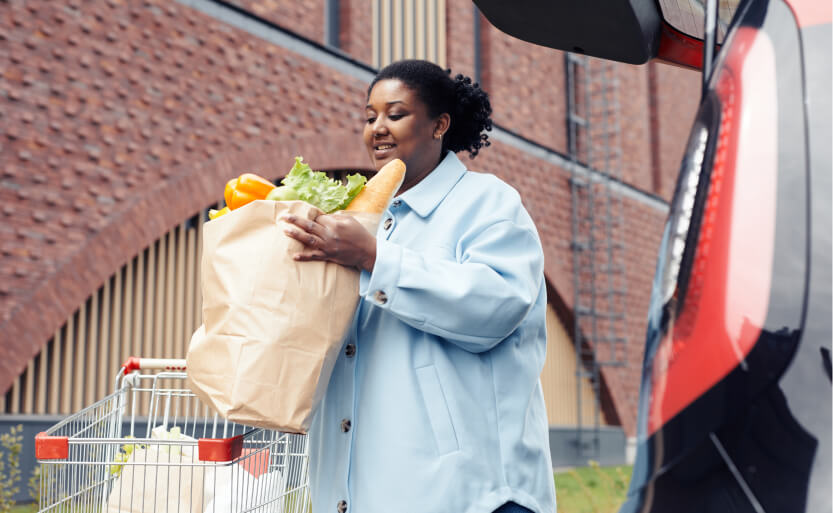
[368,59,493,158]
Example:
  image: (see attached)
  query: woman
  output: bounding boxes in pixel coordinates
[283,59,556,513]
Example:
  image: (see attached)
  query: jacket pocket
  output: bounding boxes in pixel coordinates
[415,365,460,455]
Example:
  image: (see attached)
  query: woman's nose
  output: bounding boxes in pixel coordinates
[371,118,389,136]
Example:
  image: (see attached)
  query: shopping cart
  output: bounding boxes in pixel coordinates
[35,357,310,513]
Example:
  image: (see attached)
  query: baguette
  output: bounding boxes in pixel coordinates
[344,159,406,213]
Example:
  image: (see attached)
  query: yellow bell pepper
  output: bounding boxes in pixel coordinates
[208,206,231,220]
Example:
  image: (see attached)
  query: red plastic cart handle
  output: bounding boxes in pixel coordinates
[122,357,186,374]
[36,431,247,463]
[199,434,244,462]
[35,432,68,460]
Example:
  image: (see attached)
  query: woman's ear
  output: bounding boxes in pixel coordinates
[433,113,451,140]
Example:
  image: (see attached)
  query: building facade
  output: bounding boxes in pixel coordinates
[0,0,700,467]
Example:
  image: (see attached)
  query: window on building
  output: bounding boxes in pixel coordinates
[373,0,447,69]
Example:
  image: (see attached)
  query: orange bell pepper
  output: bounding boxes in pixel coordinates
[224,173,276,210]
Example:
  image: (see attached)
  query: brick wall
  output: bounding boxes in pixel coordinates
[0,0,371,392]
[339,0,373,64]
[225,0,325,44]
[0,0,698,435]
[651,61,701,200]
[617,63,655,193]
[473,141,666,434]
[445,0,476,79]
[482,23,569,155]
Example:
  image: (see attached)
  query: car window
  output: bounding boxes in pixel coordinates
[659,0,741,42]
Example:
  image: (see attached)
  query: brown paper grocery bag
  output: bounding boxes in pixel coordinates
[186,200,379,432]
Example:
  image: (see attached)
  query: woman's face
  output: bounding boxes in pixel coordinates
[363,79,448,187]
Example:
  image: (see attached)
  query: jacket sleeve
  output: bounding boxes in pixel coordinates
[359,218,544,353]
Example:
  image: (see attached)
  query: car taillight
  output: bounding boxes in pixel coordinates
[647,26,778,435]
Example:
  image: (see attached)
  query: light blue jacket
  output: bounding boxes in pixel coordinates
[309,152,557,513]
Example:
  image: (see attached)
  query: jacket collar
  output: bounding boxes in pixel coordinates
[396,152,467,218]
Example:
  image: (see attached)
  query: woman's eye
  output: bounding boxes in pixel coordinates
[388,114,404,120]
[365,116,376,124]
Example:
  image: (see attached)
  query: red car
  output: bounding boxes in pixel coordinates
[475,0,831,511]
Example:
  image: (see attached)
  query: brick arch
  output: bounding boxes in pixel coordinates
[0,131,371,394]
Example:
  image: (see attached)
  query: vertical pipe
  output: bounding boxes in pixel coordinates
[86,290,100,406]
[36,341,48,412]
[585,59,601,459]
[325,0,340,49]
[393,0,403,62]
[175,223,187,355]
[61,315,75,414]
[702,0,718,95]
[372,0,380,67]
[184,224,196,339]
[145,244,158,414]
[23,359,34,414]
[49,328,62,414]
[122,259,134,374]
[10,375,20,414]
[99,277,111,399]
[112,264,124,381]
[185,223,197,340]
[566,52,583,461]
[129,254,140,364]
[427,0,436,64]
[73,302,87,413]
[602,61,616,365]
[404,0,414,59]
[381,0,392,66]
[165,230,176,358]
[155,237,166,360]
[437,0,446,68]
[415,0,426,60]
[196,211,207,326]
[473,5,481,86]
[196,213,205,326]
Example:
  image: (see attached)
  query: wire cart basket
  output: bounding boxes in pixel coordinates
[35,357,310,513]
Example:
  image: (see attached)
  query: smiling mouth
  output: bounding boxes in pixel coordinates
[374,144,396,151]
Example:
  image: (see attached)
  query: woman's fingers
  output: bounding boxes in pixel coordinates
[280,212,375,270]
[282,214,328,238]
[284,227,324,248]
[282,213,330,249]
[293,250,327,261]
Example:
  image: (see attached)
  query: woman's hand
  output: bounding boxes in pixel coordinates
[282,212,377,272]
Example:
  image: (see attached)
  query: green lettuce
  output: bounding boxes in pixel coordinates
[281,156,367,213]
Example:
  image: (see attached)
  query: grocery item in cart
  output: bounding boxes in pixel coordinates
[205,465,286,513]
[187,159,406,432]
[106,426,205,513]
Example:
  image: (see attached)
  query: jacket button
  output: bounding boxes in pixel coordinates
[373,290,387,304]
[341,418,351,432]
[345,344,356,357]
[383,218,392,230]
[337,500,347,513]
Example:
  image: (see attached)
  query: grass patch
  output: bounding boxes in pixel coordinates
[10,504,36,513]
[555,463,632,513]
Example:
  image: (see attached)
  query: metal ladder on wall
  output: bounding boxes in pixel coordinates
[565,53,629,463]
